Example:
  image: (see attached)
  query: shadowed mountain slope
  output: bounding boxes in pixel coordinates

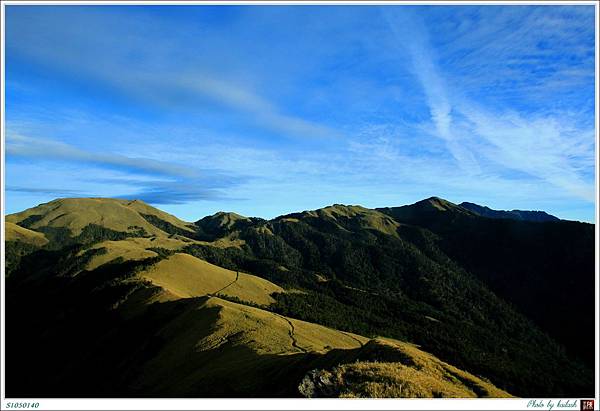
[378,197,594,367]
[459,201,560,222]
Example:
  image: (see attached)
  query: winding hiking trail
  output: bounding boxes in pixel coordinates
[203,270,309,354]
[274,313,308,353]
[200,271,240,308]
[212,270,240,295]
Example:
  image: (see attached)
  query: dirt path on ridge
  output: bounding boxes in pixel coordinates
[211,270,240,296]
[273,313,308,353]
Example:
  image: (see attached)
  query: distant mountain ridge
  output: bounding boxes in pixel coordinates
[459,201,560,222]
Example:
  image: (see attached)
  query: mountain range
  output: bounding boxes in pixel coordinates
[459,202,560,222]
[4,197,594,398]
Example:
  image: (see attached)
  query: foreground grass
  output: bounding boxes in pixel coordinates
[299,339,512,398]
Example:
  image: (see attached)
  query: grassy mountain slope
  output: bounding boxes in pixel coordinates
[5,221,48,246]
[83,235,245,272]
[280,204,402,238]
[6,197,196,238]
[140,253,283,305]
[195,211,265,241]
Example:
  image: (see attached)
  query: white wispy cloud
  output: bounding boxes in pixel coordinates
[180,74,338,138]
[382,7,594,203]
[383,8,483,176]
[458,105,595,202]
[6,186,88,196]
[6,8,338,140]
[5,132,249,204]
[6,134,199,178]
[430,6,595,107]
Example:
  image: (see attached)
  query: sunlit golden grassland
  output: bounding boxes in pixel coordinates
[5,221,49,246]
[6,198,195,237]
[300,339,512,398]
[140,253,283,305]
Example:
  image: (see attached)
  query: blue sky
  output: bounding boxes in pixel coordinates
[4,5,597,222]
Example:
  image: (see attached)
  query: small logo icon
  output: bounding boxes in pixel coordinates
[581,399,594,411]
